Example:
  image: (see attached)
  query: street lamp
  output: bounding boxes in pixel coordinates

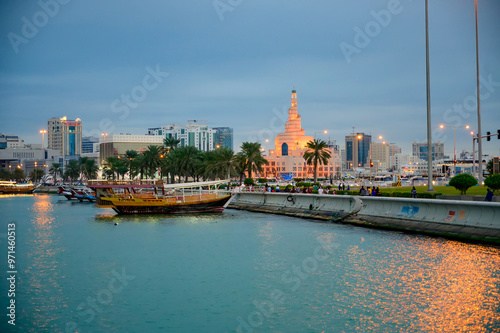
[439,124,470,177]
[475,0,483,185]
[314,130,328,140]
[425,0,433,192]
[470,130,477,178]
[39,130,47,149]
[101,133,108,143]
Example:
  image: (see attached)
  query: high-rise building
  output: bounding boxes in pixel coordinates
[412,141,444,161]
[345,133,371,170]
[213,127,233,150]
[148,120,215,152]
[0,133,24,149]
[47,116,82,156]
[82,136,99,153]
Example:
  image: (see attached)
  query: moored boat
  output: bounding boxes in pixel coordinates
[0,181,37,194]
[89,179,232,215]
[58,185,95,202]
[72,188,97,203]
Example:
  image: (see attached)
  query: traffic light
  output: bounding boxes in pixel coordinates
[370,160,373,168]
[487,131,491,141]
[497,129,500,139]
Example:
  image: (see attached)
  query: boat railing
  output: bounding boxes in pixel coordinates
[126,189,228,203]
[88,179,165,186]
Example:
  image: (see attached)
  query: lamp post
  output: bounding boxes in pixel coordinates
[39,130,47,149]
[425,0,434,192]
[471,131,477,178]
[475,0,483,184]
[314,130,327,140]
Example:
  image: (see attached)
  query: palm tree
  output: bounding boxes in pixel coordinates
[115,158,129,180]
[233,152,247,184]
[141,145,163,178]
[103,157,119,180]
[49,163,62,180]
[240,142,268,179]
[79,157,99,180]
[29,168,45,183]
[214,147,235,179]
[173,146,201,181]
[164,136,181,151]
[124,150,139,179]
[199,150,218,180]
[303,139,331,184]
[65,160,81,182]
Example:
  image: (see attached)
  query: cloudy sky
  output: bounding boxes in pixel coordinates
[1,0,499,157]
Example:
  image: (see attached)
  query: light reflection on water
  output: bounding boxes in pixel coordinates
[325,236,500,331]
[2,195,499,332]
[25,195,63,331]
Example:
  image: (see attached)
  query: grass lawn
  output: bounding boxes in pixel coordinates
[379,185,489,196]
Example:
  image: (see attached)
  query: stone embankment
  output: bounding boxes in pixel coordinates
[228,192,500,244]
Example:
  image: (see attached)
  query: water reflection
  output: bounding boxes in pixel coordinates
[26,194,64,330]
[335,236,500,331]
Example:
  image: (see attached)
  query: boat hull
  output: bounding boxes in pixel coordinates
[0,188,35,194]
[0,182,36,194]
[108,195,231,215]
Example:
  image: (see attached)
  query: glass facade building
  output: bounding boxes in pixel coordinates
[213,127,233,150]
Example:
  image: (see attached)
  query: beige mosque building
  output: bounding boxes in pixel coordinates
[258,89,341,180]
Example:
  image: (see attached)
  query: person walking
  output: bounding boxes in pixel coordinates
[411,186,417,198]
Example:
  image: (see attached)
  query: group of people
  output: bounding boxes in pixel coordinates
[259,184,346,195]
[359,186,381,196]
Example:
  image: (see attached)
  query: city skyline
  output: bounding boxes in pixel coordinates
[1,0,500,157]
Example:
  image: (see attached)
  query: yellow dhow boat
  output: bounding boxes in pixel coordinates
[0,181,36,194]
[88,179,233,215]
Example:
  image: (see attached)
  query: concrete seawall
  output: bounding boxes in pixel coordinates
[227,192,362,221]
[228,192,500,243]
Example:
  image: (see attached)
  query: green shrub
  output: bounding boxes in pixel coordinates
[244,178,254,185]
[449,173,478,195]
[257,178,267,183]
[484,174,500,195]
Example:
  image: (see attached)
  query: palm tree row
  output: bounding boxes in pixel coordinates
[48,157,100,182]
[102,139,271,183]
[101,138,332,184]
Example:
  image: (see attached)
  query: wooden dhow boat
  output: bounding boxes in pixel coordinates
[0,181,36,194]
[88,179,232,215]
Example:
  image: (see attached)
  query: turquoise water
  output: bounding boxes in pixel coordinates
[1,194,500,332]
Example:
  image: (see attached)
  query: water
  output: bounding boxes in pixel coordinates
[1,194,499,332]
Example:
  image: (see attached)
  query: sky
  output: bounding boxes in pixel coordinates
[1,0,499,158]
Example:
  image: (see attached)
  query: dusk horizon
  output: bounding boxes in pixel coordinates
[1,0,499,157]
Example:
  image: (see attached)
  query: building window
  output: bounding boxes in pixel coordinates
[281,143,288,156]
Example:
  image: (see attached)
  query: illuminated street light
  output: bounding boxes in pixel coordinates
[101,133,108,143]
[39,129,47,149]
[314,130,328,140]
